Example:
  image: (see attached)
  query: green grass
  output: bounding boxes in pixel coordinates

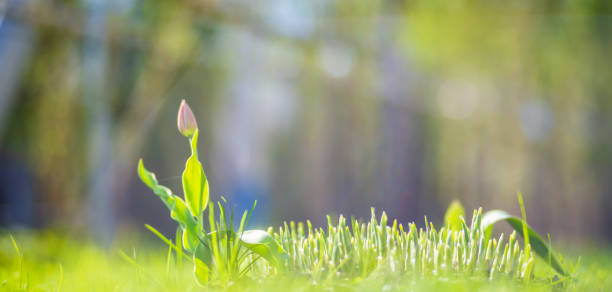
[4,102,609,291]
[1,225,611,291]
[132,101,581,289]
[274,208,536,281]
[108,100,594,290]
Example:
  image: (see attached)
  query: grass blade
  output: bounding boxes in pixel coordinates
[145,224,193,263]
[481,210,567,276]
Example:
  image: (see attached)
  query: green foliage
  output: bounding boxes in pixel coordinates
[138,160,197,251]
[481,209,567,276]
[137,160,194,228]
[182,130,209,219]
[193,242,211,284]
[140,161,283,284]
[138,100,284,284]
[240,230,288,267]
[444,200,465,232]
[3,231,611,291]
[274,208,545,282]
[136,100,571,287]
[0,197,587,291]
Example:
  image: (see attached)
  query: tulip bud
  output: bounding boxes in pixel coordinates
[177,99,198,138]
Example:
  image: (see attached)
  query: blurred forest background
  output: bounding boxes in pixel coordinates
[0,0,611,244]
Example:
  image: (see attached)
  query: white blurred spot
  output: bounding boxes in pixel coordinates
[520,99,555,141]
[436,80,480,120]
[319,42,355,79]
[265,0,314,38]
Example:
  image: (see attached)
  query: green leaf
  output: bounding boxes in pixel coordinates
[444,200,465,231]
[182,130,209,218]
[182,227,200,252]
[138,159,174,210]
[194,241,213,267]
[517,192,530,256]
[138,160,196,236]
[144,224,193,263]
[193,243,211,285]
[239,230,288,268]
[169,197,196,230]
[175,228,183,267]
[481,209,567,276]
[171,199,199,252]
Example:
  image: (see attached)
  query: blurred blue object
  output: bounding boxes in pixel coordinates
[0,152,34,227]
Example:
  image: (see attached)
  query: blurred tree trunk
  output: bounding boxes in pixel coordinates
[82,0,113,244]
[0,1,34,144]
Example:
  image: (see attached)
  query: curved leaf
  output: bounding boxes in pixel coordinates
[169,197,196,229]
[138,159,196,238]
[239,230,288,267]
[182,130,209,218]
[138,159,173,210]
[481,210,567,276]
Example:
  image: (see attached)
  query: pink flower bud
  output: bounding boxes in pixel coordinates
[177,99,198,138]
